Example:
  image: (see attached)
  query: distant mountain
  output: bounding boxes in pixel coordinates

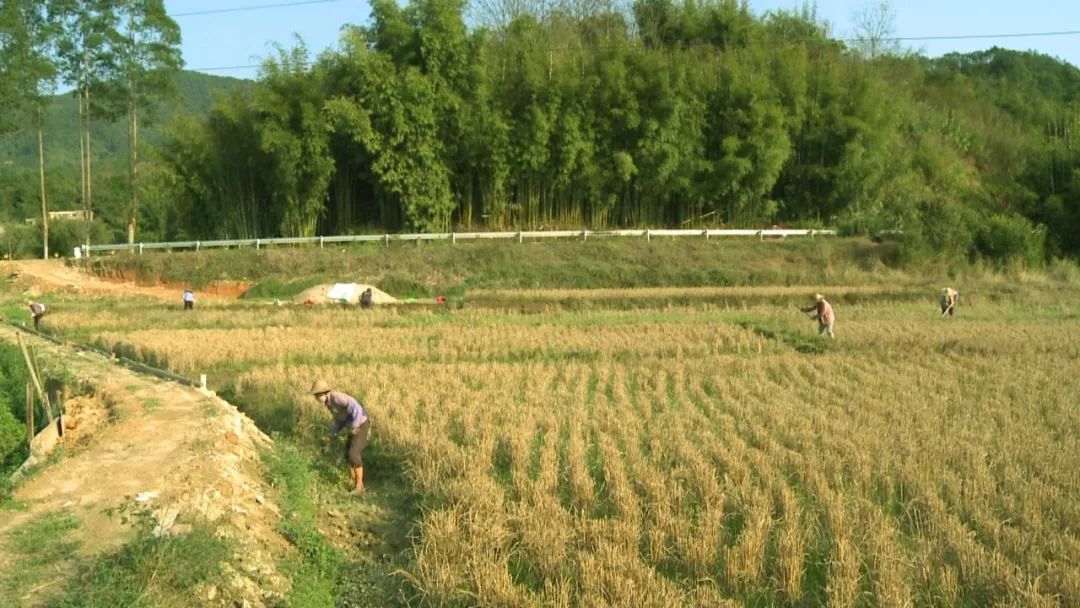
[0,71,253,171]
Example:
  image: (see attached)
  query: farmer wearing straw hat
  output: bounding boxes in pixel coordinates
[802,293,835,339]
[312,379,371,493]
[940,287,958,317]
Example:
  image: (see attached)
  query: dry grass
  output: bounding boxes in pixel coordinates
[60,289,1080,605]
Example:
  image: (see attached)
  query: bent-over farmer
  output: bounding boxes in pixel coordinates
[182,289,196,310]
[802,293,835,339]
[28,301,46,330]
[312,379,371,493]
[940,287,958,317]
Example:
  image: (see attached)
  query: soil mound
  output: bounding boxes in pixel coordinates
[295,283,399,305]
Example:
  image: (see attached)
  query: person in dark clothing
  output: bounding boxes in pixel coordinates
[360,288,373,309]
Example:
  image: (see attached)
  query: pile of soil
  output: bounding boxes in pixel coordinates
[295,283,399,305]
[60,393,111,447]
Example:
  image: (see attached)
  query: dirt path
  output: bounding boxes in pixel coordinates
[2,259,417,605]
[3,259,247,301]
[0,325,288,606]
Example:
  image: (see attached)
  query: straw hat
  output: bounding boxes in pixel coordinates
[814,293,824,302]
[310,379,332,395]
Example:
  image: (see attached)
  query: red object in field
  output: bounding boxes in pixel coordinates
[435,295,446,303]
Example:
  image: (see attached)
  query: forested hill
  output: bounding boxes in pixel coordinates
[2,2,1080,265]
[0,71,252,171]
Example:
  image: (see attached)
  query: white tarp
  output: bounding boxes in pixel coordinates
[326,283,360,303]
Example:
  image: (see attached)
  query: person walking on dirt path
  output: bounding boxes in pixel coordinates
[182,289,196,311]
[28,301,46,330]
[312,379,371,493]
[940,287,958,317]
[802,293,835,339]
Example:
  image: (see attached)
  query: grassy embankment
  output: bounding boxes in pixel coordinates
[80,237,920,295]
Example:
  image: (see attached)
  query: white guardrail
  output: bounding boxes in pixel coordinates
[80,228,835,255]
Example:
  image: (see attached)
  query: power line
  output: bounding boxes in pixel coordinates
[848,29,1080,43]
[176,0,347,72]
[190,64,261,72]
[172,0,343,19]
[184,25,1080,73]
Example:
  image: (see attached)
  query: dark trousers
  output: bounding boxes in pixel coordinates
[345,420,371,466]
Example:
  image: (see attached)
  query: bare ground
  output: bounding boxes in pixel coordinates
[0,324,290,607]
[5,259,248,301]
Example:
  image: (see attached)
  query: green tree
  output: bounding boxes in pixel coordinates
[50,0,122,248]
[0,0,59,258]
[254,43,334,237]
[112,0,182,245]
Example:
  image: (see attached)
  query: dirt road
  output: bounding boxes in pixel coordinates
[0,325,287,606]
[3,259,248,301]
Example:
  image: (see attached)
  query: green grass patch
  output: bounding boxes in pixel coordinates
[730,316,832,354]
[243,275,328,300]
[142,397,163,413]
[1,501,230,608]
[56,513,229,608]
[0,509,82,604]
[5,509,81,560]
[266,443,344,608]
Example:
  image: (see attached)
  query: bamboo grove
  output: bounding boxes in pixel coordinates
[158,0,1080,263]
[2,0,1080,261]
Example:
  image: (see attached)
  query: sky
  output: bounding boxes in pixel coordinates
[164,0,1080,78]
